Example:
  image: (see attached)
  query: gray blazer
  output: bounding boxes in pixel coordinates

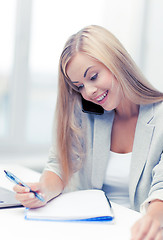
[46,102,163,212]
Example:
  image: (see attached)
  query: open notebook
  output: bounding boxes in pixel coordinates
[25,189,114,222]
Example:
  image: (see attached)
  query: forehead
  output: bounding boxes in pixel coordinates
[66,53,99,80]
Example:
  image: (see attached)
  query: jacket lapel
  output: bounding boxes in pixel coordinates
[90,104,155,208]
[129,104,155,208]
[91,111,114,189]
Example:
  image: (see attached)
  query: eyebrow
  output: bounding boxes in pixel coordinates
[72,66,93,83]
[84,66,93,78]
[72,81,79,83]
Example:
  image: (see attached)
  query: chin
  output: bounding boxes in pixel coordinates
[103,105,114,111]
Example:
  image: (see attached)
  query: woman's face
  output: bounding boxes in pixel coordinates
[67,53,123,111]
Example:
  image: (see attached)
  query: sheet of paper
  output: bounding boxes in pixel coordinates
[25,189,113,221]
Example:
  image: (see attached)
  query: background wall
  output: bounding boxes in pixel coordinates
[0,0,162,171]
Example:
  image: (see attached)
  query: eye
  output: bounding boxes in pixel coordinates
[77,84,84,91]
[90,73,98,81]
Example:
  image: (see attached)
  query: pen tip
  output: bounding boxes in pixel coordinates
[4,170,7,174]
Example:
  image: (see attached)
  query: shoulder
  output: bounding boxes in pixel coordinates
[150,102,163,146]
[153,101,163,116]
[140,101,163,122]
[152,101,163,127]
[138,102,163,140]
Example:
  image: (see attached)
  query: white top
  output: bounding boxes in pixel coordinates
[103,151,132,208]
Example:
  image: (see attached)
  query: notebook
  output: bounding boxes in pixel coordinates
[25,189,114,222]
[0,187,22,208]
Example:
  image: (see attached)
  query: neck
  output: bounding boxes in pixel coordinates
[115,98,139,119]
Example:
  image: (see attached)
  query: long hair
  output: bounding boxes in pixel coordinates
[56,25,163,184]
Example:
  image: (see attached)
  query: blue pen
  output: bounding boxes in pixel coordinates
[4,170,45,202]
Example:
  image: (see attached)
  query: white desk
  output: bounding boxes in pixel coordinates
[0,164,141,240]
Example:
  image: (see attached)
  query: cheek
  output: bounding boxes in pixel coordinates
[102,72,114,88]
[109,77,119,91]
[81,92,89,101]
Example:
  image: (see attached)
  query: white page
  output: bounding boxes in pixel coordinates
[25,189,113,221]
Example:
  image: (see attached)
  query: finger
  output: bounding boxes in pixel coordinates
[155,228,163,240]
[137,217,152,239]
[15,192,35,202]
[132,216,152,240]
[16,191,46,203]
[20,198,40,208]
[13,184,30,193]
[144,220,160,240]
[13,182,41,193]
[26,182,41,192]
[19,197,46,209]
[131,219,141,237]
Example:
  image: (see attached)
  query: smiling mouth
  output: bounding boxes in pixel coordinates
[96,90,109,102]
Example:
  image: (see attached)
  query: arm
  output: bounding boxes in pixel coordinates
[131,148,163,239]
[131,200,163,240]
[39,170,64,202]
[13,170,64,208]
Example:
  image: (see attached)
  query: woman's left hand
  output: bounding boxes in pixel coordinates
[131,214,163,240]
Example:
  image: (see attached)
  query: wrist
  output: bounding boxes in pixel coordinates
[147,199,163,226]
[39,171,64,202]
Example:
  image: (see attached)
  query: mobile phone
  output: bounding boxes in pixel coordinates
[82,97,104,115]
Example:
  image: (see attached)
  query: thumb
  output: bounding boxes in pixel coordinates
[27,182,41,192]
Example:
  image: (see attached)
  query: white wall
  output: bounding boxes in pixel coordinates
[0,0,162,170]
[143,0,163,91]
[103,0,163,91]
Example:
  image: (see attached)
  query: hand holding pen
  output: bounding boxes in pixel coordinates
[4,170,46,208]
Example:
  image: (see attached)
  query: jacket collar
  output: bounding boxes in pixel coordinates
[91,104,155,205]
[129,104,155,208]
[91,110,114,188]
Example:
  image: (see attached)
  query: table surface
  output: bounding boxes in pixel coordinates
[0,164,141,240]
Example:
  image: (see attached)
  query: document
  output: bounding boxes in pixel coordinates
[25,189,114,222]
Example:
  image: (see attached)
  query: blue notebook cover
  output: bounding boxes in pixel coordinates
[25,189,114,222]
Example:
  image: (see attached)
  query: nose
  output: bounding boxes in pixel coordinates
[84,84,97,98]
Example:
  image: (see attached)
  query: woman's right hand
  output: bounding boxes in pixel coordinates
[13,182,47,209]
[13,171,64,209]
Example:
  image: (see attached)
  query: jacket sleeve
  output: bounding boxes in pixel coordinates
[43,146,63,179]
[43,109,63,179]
[140,152,163,213]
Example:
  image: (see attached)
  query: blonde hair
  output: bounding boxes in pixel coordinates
[56,25,163,184]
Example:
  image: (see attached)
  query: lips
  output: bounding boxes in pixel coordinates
[95,90,109,102]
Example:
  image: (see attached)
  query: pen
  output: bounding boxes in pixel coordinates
[4,170,45,202]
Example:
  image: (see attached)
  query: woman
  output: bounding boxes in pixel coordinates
[14,25,163,239]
